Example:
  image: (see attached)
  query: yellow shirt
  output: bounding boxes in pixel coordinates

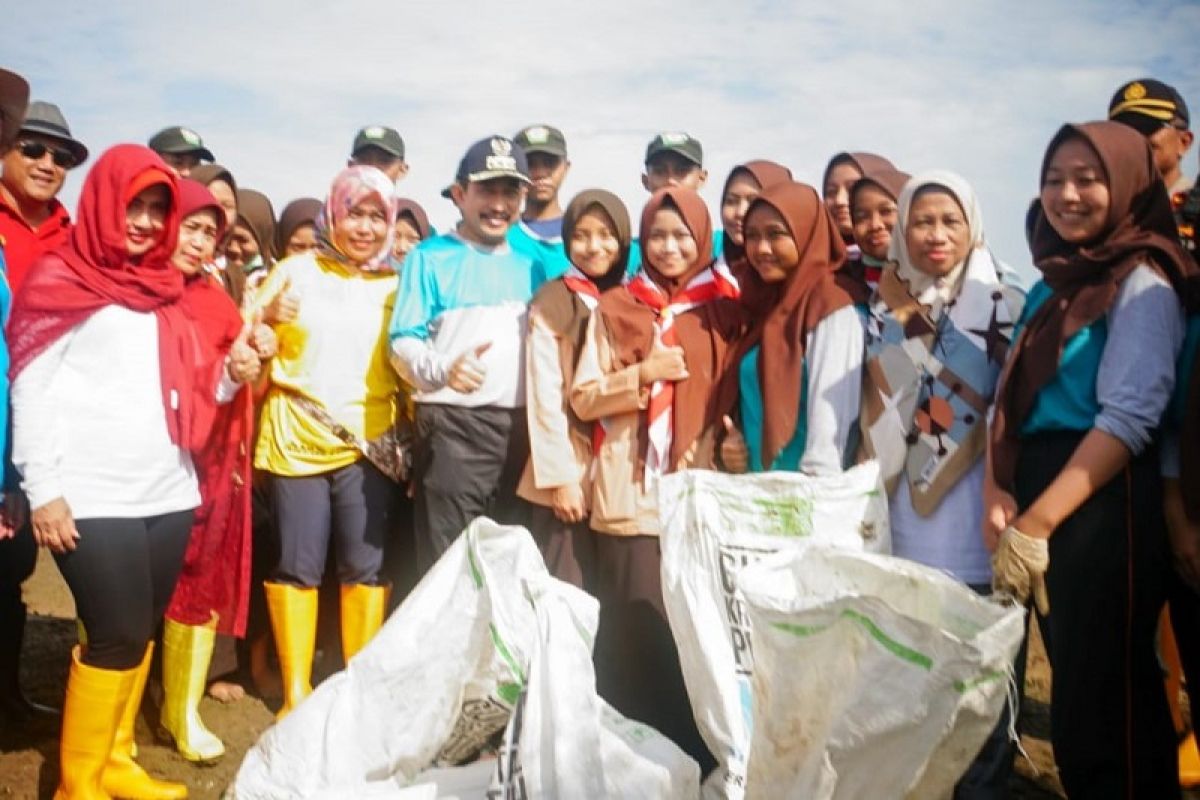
[252,252,406,476]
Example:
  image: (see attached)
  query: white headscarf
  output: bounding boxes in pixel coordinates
[889,169,984,315]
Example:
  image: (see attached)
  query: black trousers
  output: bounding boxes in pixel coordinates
[1016,432,1178,800]
[270,460,397,588]
[412,404,529,573]
[55,511,193,670]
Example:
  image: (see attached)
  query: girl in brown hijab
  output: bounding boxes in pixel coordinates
[717,181,861,475]
[390,198,432,267]
[274,197,322,258]
[717,160,793,290]
[987,120,1194,799]
[517,189,630,589]
[821,151,895,246]
[571,187,743,772]
[227,187,276,304]
[844,167,910,302]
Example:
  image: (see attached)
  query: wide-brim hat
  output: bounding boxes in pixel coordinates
[20,100,89,165]
[0,68,30,151]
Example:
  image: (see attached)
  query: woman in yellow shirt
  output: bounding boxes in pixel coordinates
[250,165,406,718]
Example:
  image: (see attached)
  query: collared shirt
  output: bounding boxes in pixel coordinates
[0,194,72,291]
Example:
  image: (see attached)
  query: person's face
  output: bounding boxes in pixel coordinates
[284,223,319,257]
[452,178,524,246]
[172,209,220,276]
[1,134,71,205]
[333,195,389,265]
[224,223,260,271]
[851,183,899,262]
[207,179,238,233]
[904,189,972,277]
[744,204,799,284]
[160,151,201,178]
[125,184,171,258]
[568,207,621,279]
[1145,124,1194,181]
[823,161,862,239]
[391,215,423,262]
[1040,136,1111,245]
[526,152,569,205]
[642,152,707,193]
[720,171,762,248]
[351,147,408,182]
[644,206,698,279]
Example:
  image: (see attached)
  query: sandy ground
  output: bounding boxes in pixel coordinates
[0,548,1192,799]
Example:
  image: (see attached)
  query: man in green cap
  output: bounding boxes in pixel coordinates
[148,125,215,177]
[506,123,570,278]
[348,125,408,183]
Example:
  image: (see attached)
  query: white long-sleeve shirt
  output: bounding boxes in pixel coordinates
[12,305,200,519]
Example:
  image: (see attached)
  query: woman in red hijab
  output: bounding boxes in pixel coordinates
[158,179,274,764]
[9,144,203,799]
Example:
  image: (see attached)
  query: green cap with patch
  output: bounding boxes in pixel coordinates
[147,125,214,161]
[645,131,703,167]
[514,124,566,158]
[352,125,405,159]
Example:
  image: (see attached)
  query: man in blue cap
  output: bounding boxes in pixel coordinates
[389,136,547,570]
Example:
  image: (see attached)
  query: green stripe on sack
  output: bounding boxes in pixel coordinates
[772,608,933,670]
[489,623,527,687]
[953,670,1006,694]
[466,541,484,589]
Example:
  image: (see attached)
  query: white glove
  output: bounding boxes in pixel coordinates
[992,524,1050,615]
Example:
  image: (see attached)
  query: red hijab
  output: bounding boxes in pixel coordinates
[9,143,202,449]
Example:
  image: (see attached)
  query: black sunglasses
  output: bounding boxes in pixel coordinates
[16,139,75,168]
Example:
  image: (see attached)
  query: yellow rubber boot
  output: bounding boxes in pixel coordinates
[339,584,390,663]
[264,582,318,720]
[1181,733,1200,788]
[53,646,135,800]
[160,615,224,762]
[102,643,187,800]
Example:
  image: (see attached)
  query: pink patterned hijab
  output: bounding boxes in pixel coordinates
[315,165,398,272]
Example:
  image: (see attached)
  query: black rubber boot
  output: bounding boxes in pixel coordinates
[0,593,60,726]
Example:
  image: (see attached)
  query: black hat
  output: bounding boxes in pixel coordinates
[351,125,405,160]
[454,136,530,185]
[0,68,29,152]
[514,124,567,158]
[19,101,88,165]
[644,131,703,167]
[148,126,214,161]
[1108,79,1190,134]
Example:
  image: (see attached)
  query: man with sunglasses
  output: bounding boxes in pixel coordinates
[0,100,87,291]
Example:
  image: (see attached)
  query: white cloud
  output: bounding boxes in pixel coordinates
[5,0,1197,281]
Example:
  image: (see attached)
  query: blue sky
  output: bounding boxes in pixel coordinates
[5,0,1199,279]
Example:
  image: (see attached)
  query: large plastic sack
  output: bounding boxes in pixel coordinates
[488,574,699,798]
[230,518,698,799]
[229,518,544,798]
[739,545,1025,800]
[658,463,890,799]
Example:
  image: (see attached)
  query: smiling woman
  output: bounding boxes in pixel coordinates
[245,165,409,720]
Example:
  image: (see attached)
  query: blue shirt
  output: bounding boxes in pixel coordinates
[739,344,807,472]
[508,220,569,280]
[389,232,547,408]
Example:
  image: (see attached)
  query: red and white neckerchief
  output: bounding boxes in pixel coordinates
[561,266,601,310]
[711,255,743,300]
[625,267,728,486]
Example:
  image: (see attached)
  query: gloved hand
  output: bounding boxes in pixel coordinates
[992,524,1050,615]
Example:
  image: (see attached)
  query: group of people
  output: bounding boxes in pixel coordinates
[1,59,1198,799]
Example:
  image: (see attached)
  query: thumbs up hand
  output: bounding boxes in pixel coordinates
[448,341,492,394]
[637,329,688,385]
[227,317,262,384]
[265,276,300,324]
[247,309,278,360]
[720,415,750,474]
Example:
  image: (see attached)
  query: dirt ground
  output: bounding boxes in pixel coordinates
[0,549,1193,799]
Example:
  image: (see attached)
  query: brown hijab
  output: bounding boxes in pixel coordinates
[822,152,896,202]
[395,198,432,240]
[274,197,322,256]
[533,188,631,348]
[841,167,911,304]
[598,188,745,472]
[991,121,1197,492]
[723,181,856,467]
[190,163,236,194]
[720,160,794,313]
